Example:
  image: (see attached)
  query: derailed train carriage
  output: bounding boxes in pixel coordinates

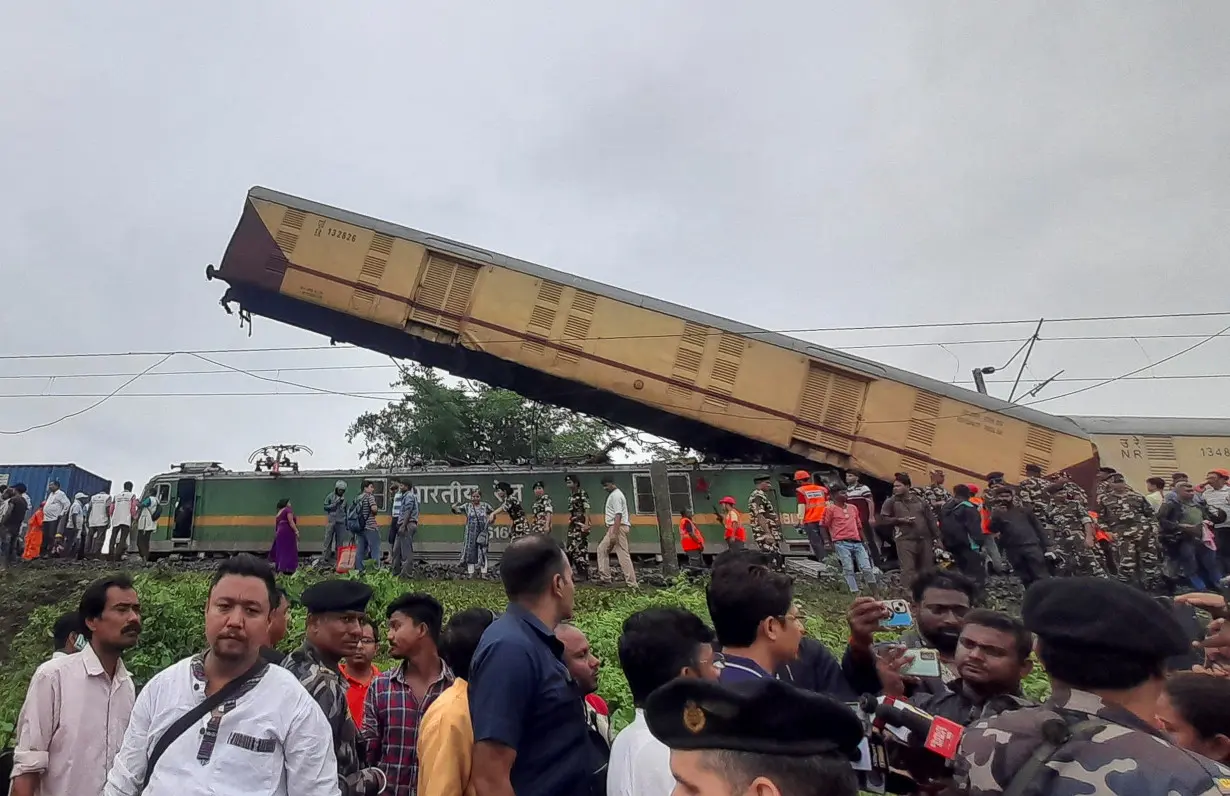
[138,462,837,562]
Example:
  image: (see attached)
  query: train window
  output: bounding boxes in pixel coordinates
[368,479,388,512]
[632,473,694,515]
[155,483,171,504]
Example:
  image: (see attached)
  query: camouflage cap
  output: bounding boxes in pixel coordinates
[645,677,864,759]
[1022,577,1190,658]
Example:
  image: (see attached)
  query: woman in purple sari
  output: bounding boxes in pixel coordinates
[269,497,300,574]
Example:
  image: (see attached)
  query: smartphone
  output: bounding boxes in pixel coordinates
[880,599,914,629]
[900,648,942,678]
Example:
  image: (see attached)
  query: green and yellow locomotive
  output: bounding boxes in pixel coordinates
[139,461,823,562]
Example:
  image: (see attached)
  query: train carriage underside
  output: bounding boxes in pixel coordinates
[210,187,1100,490]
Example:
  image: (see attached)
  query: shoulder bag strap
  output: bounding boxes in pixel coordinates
[1001,717,1106,796]
[140,659,268,791]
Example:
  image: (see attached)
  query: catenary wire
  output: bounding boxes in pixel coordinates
[0,354,174,435]
[1,310,1229,360]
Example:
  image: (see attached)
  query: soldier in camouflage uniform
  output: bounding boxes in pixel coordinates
[282,580,385,796]
[564,473,591,579]
[492,481,530,541]
[1095,467,1119,501]
[1045,474,1106,578]
[1097,473,1162,590]
[1016,463,1051,524]
[954,577,1230,796]
[530,480,553,535]
[922,469,952,520]
[748,475,784,570]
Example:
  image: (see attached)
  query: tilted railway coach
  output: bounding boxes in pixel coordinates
[208,187,1100,494]
[139,462,827,561]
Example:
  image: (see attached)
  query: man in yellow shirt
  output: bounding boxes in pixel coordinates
[417,608,497,796]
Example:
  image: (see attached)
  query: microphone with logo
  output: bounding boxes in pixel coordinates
[856,695,965,793]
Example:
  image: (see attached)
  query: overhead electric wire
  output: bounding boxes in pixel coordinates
[1020,323,1230,408]
[0,354,174,435]
[1,309,1229,361]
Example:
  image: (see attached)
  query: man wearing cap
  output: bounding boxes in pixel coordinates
[282,579,385,796]
[1044,473,1105,578]
[323,480,348,563]
[1097,473,1162,590]
[793,470,830,563]
[923,469,952,518]
[718,496,746,552]
[748,476,784,571]
[644,677,863,796]
[953,577,1230,796]
[531,481,553,536]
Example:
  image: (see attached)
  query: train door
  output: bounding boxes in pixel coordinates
[172,478,197,540]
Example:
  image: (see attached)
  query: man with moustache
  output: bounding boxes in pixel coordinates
[103,555,337,796]
[885,571,979,698]
[284,578,386,796]
[11,575,142,796]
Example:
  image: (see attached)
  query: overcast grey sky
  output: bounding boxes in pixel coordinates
[2,2,1229,488]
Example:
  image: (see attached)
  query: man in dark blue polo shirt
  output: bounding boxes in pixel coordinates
[707,555,804,683]
[469,534,599,796]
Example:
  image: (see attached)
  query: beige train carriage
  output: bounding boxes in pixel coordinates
[1069,416,1230,490]
[210,187,1099,490]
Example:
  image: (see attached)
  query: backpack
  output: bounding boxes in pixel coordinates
[345,498,366,535]
[148,500,162,523]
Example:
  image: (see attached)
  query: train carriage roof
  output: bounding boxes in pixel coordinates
[248,186,1090,441]
[1067,415,1230,438]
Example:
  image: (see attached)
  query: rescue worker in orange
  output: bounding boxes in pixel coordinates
[679,507,705,569]
[718,496,746,552]
[794,470,830,563]
[22,503,45,561]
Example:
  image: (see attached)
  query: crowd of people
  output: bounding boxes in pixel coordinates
[0,480,159,565]
[11,531,1230,796]
[764,466,1230,600]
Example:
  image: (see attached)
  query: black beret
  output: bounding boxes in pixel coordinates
[299,580,373,615]
[1022,577,1190,658]
[753,475,772,483]
[532,480,545,490]
[645,677,864,759]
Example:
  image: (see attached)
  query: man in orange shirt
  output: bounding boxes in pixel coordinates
[340,616,380,726]
[794,470,830,563]
[679,508,706,569]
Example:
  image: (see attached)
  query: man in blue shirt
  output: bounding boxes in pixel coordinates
[707,553,804,683]
[391,481,419,578]
[469,534,599,796]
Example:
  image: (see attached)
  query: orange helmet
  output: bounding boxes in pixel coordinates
[793,470,811,481]
[719,496,737,505]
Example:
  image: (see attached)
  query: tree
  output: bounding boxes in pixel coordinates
[346,365,619,466]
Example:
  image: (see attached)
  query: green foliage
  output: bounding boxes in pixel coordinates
[345,365,615,465]
[0,569,1050,747]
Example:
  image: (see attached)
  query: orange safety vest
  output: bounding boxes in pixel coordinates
[971,496,992,535]
[723,509,747,543]
[796,483,829,524]
[680,517,705,552]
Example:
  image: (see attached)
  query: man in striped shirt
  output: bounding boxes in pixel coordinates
[362,593,454,796]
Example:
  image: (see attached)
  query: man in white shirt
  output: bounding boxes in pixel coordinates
[11,575,142,796]
[1205,469,1230,572]
[40,480,72,557]
[608,607,720,796]
[87,490,112,557]
[65,493,89,559]
[107,481,138,561]
[597,476,637,587]
[105,554,339,796]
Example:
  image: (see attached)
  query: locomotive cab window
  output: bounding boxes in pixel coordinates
[154,483,171,504]
[367,479,388,512]
[632,473,694,515]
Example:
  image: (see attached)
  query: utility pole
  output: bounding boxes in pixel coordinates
[1008,318,1045,403]
[649,461,679,576]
